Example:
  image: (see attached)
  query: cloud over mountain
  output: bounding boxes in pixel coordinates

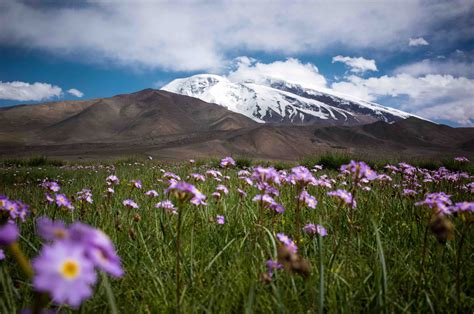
[67,89,84,98]
[0,81,62,101]
[227,57,327,90]
[0,1,472,71]
[332,56,378,73]
[331,74,474,125]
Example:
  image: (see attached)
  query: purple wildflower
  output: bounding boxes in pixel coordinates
[165,181,207,206]
[0,195,7,209]
[377,174,393,182]
[313,177,333,188]
[106,175,120,186]
[266,259,283,277]
[145,190,159,197]
[123,199,139,209]
[41,181,61,192]
[2,199,29,222]
[206,170,222,178]
[276,233,297,253]
[155,200,177,214]
[299,190,318,209]
[303,223,328,237]
[238,170,251,177]
[189,173,206,182]
[252,194,276,206]
[288,166,316,187]
[327,189,356,208]
[3,199,19,219]
[37,217,70,242]
[163,172,181,181]
[45,193,54,204]
[69,223,124,278]
[241,177,253,186]
[415,192,452,215]
[340,161,377,181]
[216,185,229,195]
[237,188,247,198]
[449,201,474,213]
[269,202,285,213]
[251,166,281,188]
[55,194,74,210]
[313,165,323,171]
[216,215,225,225]
[130,180,142,189]
[454,156,469,162]
[0,223,19,245]
[15,201,29,222]
[402,189,417,197]
[32,242,97,308]
[220,156,236,168]
[77,189,93,204]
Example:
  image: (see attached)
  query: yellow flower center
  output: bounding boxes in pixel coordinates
[53,229,67,239]
[60,259,80,280]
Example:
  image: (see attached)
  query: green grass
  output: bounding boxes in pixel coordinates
[0,158,473,313]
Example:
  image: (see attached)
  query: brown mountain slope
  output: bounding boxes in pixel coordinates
[0,89,256,145]
[0,89,472,161]
[313,118,474,152]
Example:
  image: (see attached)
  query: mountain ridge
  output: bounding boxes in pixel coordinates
[161,74,421,125]
[0,88,471,161]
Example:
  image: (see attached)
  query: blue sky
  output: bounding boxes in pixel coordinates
[0,1,473,126]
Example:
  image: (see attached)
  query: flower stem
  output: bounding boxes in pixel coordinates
[418,215,431,295]
[317,235,324,313]
[295,194,302,244]
[176,204,183,312]
[455,222,469,309]
[102,272,118,314]
[8,242,33,279]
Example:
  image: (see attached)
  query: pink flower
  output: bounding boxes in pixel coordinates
[220,157,236,168]
[145,190,159,197]
[216,215,225,225]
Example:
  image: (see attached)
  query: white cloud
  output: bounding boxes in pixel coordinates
[212,57,474,125]
[0,1,471,71]
[408,37,430,46]
[394,57,474,78]
[67,88,84,98]
[0,81,62,101]
[332,56,377,73]
[227,58,327,89]
[331,74,474,125]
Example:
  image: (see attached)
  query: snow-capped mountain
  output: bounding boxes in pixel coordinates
[161,74,415,125]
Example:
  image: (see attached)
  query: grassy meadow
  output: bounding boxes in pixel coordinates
[0,154,473,313]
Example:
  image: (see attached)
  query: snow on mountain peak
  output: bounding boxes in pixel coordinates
[161,74,416,125]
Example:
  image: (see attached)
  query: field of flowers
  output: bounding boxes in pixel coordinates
[0,155,473,313]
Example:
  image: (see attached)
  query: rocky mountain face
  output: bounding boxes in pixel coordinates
[162,74,416,125]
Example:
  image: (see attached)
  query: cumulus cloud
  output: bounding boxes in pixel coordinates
[0,81,62,101]
[67,88,84,98]
[227,57,327,89]
[331,74,474,125]
[408,37,430,46]
[332,56,377,73]
[220,57,473,125]
[394,52,474,78]
[0,1,471,71]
